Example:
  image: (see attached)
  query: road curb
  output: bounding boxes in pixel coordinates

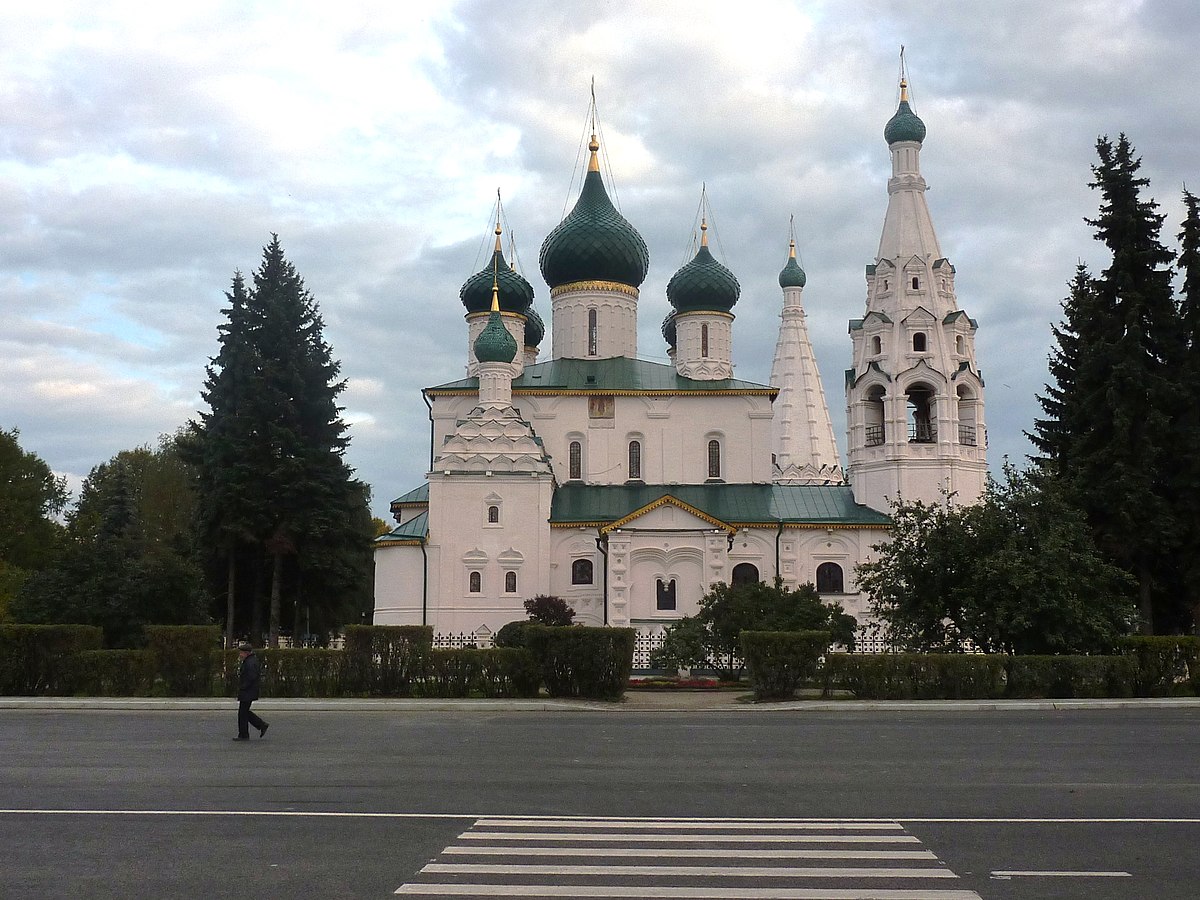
[2,697,1198,712]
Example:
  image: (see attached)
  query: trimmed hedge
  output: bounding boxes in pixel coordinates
[0,624,103,695]
[742,630,830,701]
[260,649,346,698]
[344,625,433,696]
[1003,655,1137,699]
[145,625,222,697]
[1117,636,1200,697]
[66,649,158,697]
[823,653,1007,700]
[416,648,541,698]
[526,625,635,700]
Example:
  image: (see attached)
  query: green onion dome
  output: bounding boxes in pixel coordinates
[666,223,740,313]
[661,311,677,349]
[779,240,807,288]
[473,293,517,364]
[539,135,649,291]
[884,80,926,145]
[460,228,534,314]
[523,306,545,348]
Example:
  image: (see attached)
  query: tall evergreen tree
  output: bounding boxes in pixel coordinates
[1173,189,1200,628]
[187,237,373,646]
[0,428,67,618]
[1034,135,1184,632]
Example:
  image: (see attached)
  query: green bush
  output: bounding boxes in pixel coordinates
[1004,655,1136,699]
[476,648,541,698]
[823,653,1006,700]
[344,624,433,696]
[493,620,536,649]
[259,649,346,698]
[0,624,103,695]
[1117,636,1200,697]
[526,625,635,700]
[419,649,478,698]
[144,625,222,696]
[66,649,157,696]
[741,631,830,700]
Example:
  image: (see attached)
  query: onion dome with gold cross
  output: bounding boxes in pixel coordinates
[460,220,535,314]
[778,238,807,289]
[666,219,740,313]
[539,133,649,292]
[473,286,518,364]
[884,78,926,145]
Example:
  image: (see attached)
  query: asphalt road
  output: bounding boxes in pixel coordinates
[2,705,1198,898]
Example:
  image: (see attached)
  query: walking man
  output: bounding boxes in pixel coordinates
[233,642,269,741]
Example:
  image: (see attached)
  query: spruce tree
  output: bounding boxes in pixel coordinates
[188,237,373,646]
[1173,189,1200,628]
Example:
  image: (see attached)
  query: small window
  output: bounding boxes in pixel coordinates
[911,276,919,290]
[656,578,677,611]
[505,571,517,593]
[572,559,594,585]
[956,335,965,354]
[469,571,482,593]
[487,505,499,524]
[569,441,582,480]
[628,440,642,480]
[587,308,598,356]
[913,332,927,353]
[883,278,889,291]
[707,440,721,479]
[816,562,844,594]
[701,323,709,357]
[872,335,882,355]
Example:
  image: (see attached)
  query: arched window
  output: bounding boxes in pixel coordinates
[568,441,582,480]
[707,439,721,479]
[911,276,919,290]
[628,440,642,480]
[912,332,927,352]
[816,562,844,593]
[701,323,709,357]
[731,563,760,587]
[656,578,677,611]
[487,505,499,524]
[872,335,882,355]
[587,308,598,356]
[864,384,886,446]
[505,571,517,593]
[907,384,935,443]
[468,571,482,593]
[956,334,965,354]
[572,559,594,585]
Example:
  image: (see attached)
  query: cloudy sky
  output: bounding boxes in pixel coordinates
[3,0,1198,520]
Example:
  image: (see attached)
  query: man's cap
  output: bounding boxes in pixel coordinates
[237,642,252,651]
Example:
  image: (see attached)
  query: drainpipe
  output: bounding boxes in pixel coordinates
[419,538,428,627]
[595,533,609,626]
[775,518,784,583]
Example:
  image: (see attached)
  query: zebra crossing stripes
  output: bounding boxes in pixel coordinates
[394,816,983,899]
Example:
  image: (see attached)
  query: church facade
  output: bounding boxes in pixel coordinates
[372,78,987,651]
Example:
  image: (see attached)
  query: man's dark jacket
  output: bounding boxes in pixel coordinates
[238,652,261,702]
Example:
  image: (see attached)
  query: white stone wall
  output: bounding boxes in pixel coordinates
[550,286,639,359]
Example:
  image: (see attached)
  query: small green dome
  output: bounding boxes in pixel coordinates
[661,311,677,349]
[667,234,740,313]
[474,309,517,363]
[779,243,807,289]
[460,248,534,314]
[539,139,649,290]
[524,306,545,348]
[884,99,926,145]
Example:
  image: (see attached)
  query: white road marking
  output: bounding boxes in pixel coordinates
[421,862,957,878]
[459,831,920,843]
[477,819,905,830]
[991,870,1132,877]
[395,887,985,898]
[442,847,938,859]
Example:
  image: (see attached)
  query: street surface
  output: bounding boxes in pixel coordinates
[2,705,1197,898]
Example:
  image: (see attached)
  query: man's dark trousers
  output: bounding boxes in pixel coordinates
[238,700,266,739]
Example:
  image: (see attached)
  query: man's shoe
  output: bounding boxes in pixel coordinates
[258,722,269,739]
[232,736,249,741]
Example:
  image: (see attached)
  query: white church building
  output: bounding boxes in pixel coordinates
[372,78,988,656]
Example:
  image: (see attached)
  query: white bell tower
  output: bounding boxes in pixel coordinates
[845,75,987,512]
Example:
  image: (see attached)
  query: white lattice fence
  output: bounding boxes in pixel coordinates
[433,630,494,650]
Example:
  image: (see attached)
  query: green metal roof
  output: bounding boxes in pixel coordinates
[474,309,517,363]
[884,99,926,145]
[391,483,429,506]
[427,357,776,395]
[375,510,428,544]
[667,244,740,312]
[550,483,890,528]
